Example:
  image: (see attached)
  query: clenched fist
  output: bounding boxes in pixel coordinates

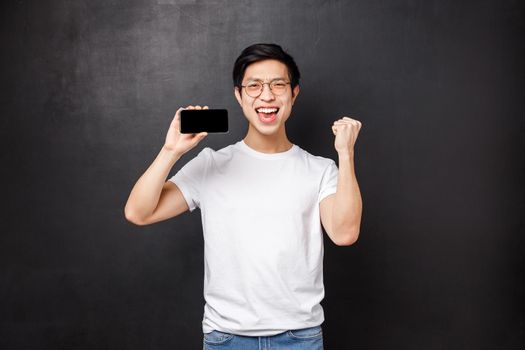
[332,116,362,155]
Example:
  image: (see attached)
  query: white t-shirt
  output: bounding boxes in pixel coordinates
[169,139,339,336]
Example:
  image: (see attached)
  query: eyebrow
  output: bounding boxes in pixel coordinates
[245,76,287,82]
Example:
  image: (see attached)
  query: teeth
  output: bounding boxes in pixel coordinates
[256,108,278,113]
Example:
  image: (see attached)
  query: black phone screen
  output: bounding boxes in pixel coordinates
[180,109,229,134]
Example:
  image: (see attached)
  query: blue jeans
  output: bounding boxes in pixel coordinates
[203,325,324,350]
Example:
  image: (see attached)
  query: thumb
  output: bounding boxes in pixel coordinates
[193,132,207,142]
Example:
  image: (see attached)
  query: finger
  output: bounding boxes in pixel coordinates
[172,108,184,125]
[187,105,195,109]
[191,132,208,142]
[174,107,184,119]
[195,105,202,109]
[203,106,209,109]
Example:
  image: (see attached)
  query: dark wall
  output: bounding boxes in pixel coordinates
[2,0,524,349]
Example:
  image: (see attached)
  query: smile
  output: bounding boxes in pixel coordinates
[255,107,279,114]
[256,107,279,124]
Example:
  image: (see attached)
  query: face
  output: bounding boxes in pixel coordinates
[234,59,300,136]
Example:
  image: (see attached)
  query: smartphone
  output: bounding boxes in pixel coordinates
[180,109,229,134]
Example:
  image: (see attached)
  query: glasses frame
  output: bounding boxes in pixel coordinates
[241,80,291,98]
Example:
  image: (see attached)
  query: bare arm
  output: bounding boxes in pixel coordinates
[124,147,186,225]
[124,105,208,225]
[320,153,362,246]
[320,116,363,246]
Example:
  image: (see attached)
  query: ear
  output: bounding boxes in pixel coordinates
[292,85,300,104]
[234,87,243,107]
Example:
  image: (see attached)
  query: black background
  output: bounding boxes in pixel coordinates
[1,0,524,349]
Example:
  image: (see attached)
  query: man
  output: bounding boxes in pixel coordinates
[125,43,362,350]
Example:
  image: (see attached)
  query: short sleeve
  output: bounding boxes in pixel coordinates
[168,147,210,212]
[318,159,339,203]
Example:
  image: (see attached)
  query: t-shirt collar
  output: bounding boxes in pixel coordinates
[237,139,298,160]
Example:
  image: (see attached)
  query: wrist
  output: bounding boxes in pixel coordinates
[161,145,182,160]
[337,150,354,160]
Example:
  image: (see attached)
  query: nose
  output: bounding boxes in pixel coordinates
[259,83,275,101]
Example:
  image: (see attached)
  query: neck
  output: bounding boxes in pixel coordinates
[243,124,293,154]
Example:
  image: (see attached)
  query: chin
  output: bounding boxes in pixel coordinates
[257,127,279,136]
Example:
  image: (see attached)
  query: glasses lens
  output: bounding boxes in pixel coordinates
[245,82,262,97]
[270,81,288,95]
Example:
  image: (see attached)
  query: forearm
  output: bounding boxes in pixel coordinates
[332,152,363,244]
[124,147,181,222]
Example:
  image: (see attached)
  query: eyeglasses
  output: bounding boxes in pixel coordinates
[241,80,291,97]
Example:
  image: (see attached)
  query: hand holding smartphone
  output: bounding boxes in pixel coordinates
[163,105,208,157]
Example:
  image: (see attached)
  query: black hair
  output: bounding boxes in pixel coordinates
[233,43,301,97]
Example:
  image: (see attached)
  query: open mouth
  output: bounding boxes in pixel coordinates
[255,107,279,123]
